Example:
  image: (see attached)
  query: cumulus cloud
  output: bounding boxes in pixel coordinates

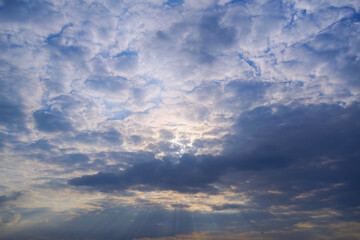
[33,110,73,133]
[0,191,22,207]
[1,0,360,239]
[0,96,26,131]
[70,102,360,215]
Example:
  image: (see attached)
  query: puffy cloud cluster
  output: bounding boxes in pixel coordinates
[0,0,360,239]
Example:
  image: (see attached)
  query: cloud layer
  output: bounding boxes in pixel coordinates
[0,0,360,239]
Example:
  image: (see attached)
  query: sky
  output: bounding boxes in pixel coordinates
[0,0,360,239]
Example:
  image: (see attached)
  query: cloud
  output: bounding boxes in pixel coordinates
[1,0,360,239]
[70,102,360,211]
[196,14,237,63]
[74,129,123,145]
[0,210,21,227]
[0,0,58,23]
[33,110,73,133]
[69,154,221,193]
[0,205,196,240]
[150,10,237,67]
[53,153,90,167]
[85,76,128,93]
[0,191,22,207]
[211,203,245,211]
[0,96,25,131]
[111,51,138,73]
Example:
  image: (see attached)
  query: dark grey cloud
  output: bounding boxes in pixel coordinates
[49,44,88,64]
[99,151,155,165]
[112,51,138,72]
[74,129,123,145]
[53,153,90,167]
[129,135,142,145]
[187,80,271,118]
[147,140,181,154]
[154,12,237,65]
[31,150,157,177]
[159,129,175,140]
[225,81,269,100]
[211,203,245,211]
[69,154,220,193]
[18,139,56,153]
[45,24,89,63]
[192,137,223,151]
[225,102,360,160]
[85,76,128,93]
[0,132,7,150]
[0,96,25,131]
[50,94,83,112]
[220,80,270,109]
[70,102,360,213]
[196,14,237,63]
[0,0,58,23]
[199,15,237,48]
[221,102,360,213]
[0,191,22,207]
[33,110,73,132]
[34,153,95,175]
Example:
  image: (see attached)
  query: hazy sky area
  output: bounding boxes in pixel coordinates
[0,0,360,239]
